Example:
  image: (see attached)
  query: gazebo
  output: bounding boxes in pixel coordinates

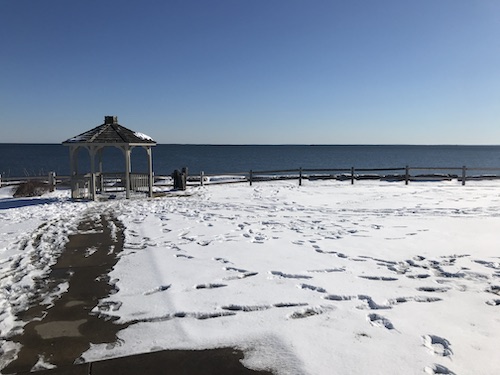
[63,116,156,200]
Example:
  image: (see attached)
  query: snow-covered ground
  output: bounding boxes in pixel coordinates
[1,180,500,374]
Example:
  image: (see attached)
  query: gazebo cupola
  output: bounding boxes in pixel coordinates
[63,116,156,200]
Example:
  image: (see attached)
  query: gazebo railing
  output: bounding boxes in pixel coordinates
[99,173,125,192]
[97,173,149,193]
[68,172,151,199]
[71,174,92,199]
[130,173,150,193]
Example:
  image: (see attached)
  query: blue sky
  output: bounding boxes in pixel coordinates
[1,0,499,144]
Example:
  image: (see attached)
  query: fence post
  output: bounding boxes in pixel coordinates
[200,171,204,186]
[249,170,253,186]
[462,166,466,186]
[351,167,355,185]
[405,166,409,185]
[0,174,2,188]
[48,171,56,192]
[299,167,302,186]
[90,173,96,200]
[181,167,188,191]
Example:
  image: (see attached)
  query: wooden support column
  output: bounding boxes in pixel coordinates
[147,146,154,198]
[69,145,79,199]
[89,146,97,200]
[124,146,131,199]
[98,148,104,192]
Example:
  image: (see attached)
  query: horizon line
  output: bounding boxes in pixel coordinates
[1,142,500,147]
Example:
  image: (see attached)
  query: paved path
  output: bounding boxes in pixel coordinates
[14,348,272,375]
[3,211,271,374]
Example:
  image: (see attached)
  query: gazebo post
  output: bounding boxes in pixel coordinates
[71,146,79,176]
[98,148,103,192]
[147,146,153,198]
[124,146,131,199]
[89,146,97,200]
[69,145,79,199]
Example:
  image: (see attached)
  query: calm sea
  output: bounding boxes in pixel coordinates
[1,144,500,177]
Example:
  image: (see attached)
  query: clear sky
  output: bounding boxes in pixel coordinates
[1,0,499,144]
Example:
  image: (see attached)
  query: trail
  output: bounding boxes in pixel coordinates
[3,212,128,373]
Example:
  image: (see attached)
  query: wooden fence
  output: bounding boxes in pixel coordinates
[2,166,500,194]
[193,166,500,187]
[0,172,150,199]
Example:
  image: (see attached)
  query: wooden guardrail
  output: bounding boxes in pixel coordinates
[244,166,500,186]
[0,172,60,191]
[2,166,500,195]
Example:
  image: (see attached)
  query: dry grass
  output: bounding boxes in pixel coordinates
[13,181,50,197]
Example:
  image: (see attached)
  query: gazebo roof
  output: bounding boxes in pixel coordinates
[63,116,156,145]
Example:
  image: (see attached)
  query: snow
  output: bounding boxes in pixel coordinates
[133,131,154,141]
[1,180,500,374]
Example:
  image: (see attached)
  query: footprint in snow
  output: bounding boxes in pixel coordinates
[223,267,258,278]
[143,285,171,296]
[422,335,453,357]
[221,304,271,312]
[358,275,398,281]
[287,306,333,319]
[269,271,312,280]
[416,286,450,293]
[224,266,247,273]
[307,268,345,273]
[175,254,194,259]
[223,272,258,281]
[213,257,232,264]
[274,302,308,308]
[367,313,394,330]
[357,295,392,310]
[297,283,327,293]
[485,285,500,295]
[424,364,456,375]
[406,274,431,279]
[322,294,355,301]
[96,301,122,312]
[473,259,500,270]
[197,240,211,246]
[386,296,442,305]
[194,283,227,290]
[192,311,236,320]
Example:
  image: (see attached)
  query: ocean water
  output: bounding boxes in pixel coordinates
[1,144,500,177]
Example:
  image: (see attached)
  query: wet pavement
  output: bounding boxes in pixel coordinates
[13,348,272,375]
[4,213,128,374]
[3,211,272,375]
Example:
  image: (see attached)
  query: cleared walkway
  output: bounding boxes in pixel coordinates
[4,212,271,375]
[14,348,272,375]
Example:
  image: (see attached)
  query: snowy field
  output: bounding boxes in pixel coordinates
[1,180,500,374]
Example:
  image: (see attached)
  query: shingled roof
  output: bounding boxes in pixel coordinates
[63,116,156,145]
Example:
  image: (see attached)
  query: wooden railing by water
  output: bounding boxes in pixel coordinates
[244,166,500,186]
[2,166,500,196]
[177,166,500,186]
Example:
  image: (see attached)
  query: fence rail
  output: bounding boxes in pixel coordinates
[246,166,500,186]
[2,166,500,194]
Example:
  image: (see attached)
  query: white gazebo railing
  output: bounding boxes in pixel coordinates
[69,172,152,200]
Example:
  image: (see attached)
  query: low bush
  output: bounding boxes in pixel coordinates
[13,181,49,197]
